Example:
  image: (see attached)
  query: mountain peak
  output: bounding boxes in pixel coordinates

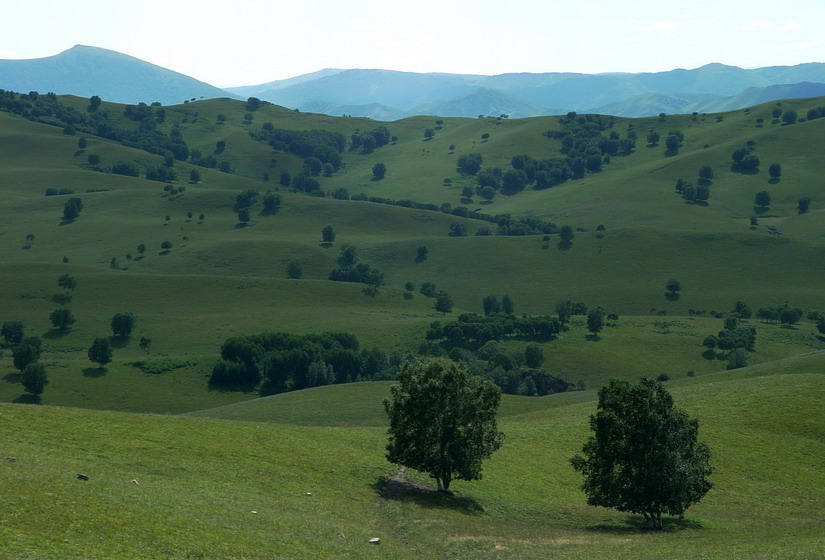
[0,46,238,105]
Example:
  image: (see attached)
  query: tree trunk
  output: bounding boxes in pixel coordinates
[442,476,451,492]
[643,511,663,530]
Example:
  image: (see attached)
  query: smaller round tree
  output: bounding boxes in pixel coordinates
[434,291,454,313]
[754,190,771,208]
[21,363,48,395]
[286,260,303,279]
[13,337,42,372]
[1,321,25,345]
[110,312,136,338]
[88,337,113,368]
[50,308,76,331]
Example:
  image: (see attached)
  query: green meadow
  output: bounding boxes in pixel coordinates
[2,367,823,559]
[1,92,824,557]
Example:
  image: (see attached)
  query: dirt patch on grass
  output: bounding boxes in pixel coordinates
[379,471,439,499]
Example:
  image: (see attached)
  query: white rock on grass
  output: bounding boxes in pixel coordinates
[368,538,381,545]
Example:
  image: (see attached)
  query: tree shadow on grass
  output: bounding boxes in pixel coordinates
[587,515,704,534]
[82,367,107,378]
[372,474,484,515]
[557,240,573,251]
[665,292,681,302]
[585,334,601,342]
[3,372,22,384]
[12,393,41,404]
[52,294,72,304]
[109,336,130,349]
[42,328,70,340]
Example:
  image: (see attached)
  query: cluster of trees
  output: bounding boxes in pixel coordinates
[446,342,577,396]
[804,106,825,120]
[544,112,635,169]
[731,144,760,173]
[231,189,281,223]
[253,125,345,170]
[426,313,562,346]
[482,294,514,315]
[674,164,713,203]
[1,322,48,395]
[210,331,396,394]
[0,91,192,162]
[455,113,637,202]
[1,310,131,396]
[349,126,391,154]
[328,245,384,288]
[755,305,804,325]
[702,314,757,369]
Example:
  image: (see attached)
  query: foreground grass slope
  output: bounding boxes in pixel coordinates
[2,370,823,559]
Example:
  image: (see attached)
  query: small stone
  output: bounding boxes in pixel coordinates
[336,532,345,539]
[250,510,258,514]
[76,473,89,481]
[130,479,138,484]
[3,457,16,462]
[368,538,381,545]
[306,492,312,496]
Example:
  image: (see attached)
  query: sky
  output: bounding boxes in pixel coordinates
[2,0,825,87]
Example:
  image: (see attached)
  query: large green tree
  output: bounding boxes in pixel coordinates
[384,359,504,492]
[571,378,713,530]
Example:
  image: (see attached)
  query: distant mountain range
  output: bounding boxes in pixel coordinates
[2,46,824,118]
[228,64,825,119]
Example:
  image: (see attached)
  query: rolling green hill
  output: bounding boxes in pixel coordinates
[1,92,825,413]
[2,86,824,559]
[1,368,823,559]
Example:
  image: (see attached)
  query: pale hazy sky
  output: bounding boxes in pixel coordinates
[2,0,824,86]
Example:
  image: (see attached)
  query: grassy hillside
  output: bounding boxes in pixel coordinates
[2,369,823,559]
[2,94,825,414]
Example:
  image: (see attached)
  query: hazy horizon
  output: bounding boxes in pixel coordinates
[2,0,824,87]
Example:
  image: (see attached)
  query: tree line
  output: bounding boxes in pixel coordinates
[210,331,400,394]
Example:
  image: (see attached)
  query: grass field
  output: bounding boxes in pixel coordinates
[2,367,823,559]
[2,96,825,414]
[2,93,825,558]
